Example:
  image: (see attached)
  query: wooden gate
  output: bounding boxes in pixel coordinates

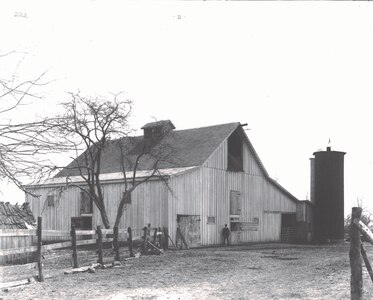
[177,215,201,248]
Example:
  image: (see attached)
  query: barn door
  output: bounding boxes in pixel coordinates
[177,215,201,248]
[281,213,297,243]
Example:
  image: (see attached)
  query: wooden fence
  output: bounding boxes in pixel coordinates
[0,230,36,265]
[349,207,373,300]
[0,217,169,290]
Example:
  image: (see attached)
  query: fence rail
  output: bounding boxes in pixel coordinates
[350,207,373,300]
[0,218,164,290]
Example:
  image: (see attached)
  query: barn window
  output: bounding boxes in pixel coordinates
[230,191,241,231]
[230,216,241,232]
[47,195,54,207]
[207,216,215,224]
[230,190,241,215]
[80,191,93,214]
[227,129,243,172]
[122,192,131,204]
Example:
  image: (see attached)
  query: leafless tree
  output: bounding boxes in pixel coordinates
[0,51,68,195]
[345,198,373,233]
[51,92,174,228]
[114,124,174,228]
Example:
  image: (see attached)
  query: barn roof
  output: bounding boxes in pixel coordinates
[0,202,36,229]
[38,121,298,202]
[56,122,240,177]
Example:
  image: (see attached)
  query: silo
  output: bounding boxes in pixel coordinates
[313,146,346,242]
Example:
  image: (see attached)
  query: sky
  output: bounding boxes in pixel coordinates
[1,1,373,217]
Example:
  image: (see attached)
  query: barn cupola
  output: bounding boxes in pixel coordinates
[141,120,175,142]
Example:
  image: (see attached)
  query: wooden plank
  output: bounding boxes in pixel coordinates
[71,225,78,268]
[42,230,71,237]
[37,216,44,282]
[0,229,37,237]
[353,219,373,246]
[64,266,95,275]
[147,241,163,255]
[0,262,37,272]
[0,278,31,289]
[101,229,113,235]
[350,208,363,300]
[361,244,373,284]
[42,241,72,251]
[75,230,96,236]
[76,239,100,246]
[0,245,38,256]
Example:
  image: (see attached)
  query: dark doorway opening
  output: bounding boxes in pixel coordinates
[227,129,243,172]
[281,213,296,243]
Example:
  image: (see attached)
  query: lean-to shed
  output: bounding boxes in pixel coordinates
[25,121,299,246]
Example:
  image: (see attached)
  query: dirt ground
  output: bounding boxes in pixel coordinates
[1,243,373,300]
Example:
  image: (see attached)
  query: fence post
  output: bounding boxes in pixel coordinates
[143,226,148,254]
[127,227,134,257]
[350,207,363,300]
[36,217,44,282]
[97,226,103,264]
[361,244,373,284]
[113,226,120,261]
[163,227,169,249]
[153,228,157,244]
[71,224,78,268]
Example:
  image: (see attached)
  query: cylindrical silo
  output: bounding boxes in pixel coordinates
[313,146,346,242]
[310,157,315,205]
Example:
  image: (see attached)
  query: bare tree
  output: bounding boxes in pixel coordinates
[114,124,174,228]
[345,198,373,233]
[0,51,67,194]
[51,92,174,228]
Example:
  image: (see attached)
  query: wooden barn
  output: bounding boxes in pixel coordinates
[25,121,300,246]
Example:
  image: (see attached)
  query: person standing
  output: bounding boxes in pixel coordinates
[222,224,230,245]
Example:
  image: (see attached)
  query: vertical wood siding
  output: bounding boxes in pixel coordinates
[204,139,263,176]
[26,180,168,237]
[166,138,297,245]
[25,132,297,246]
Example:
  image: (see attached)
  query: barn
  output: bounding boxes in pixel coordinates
[25,121,300,246]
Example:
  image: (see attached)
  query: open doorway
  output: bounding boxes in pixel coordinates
[281,213,296,243]
[177,214,201,248]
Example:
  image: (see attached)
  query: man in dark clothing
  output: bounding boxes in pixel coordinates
[222,224,230,245]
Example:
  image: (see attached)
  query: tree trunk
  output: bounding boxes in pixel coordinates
[99,208,111,229]
[114,191,130,228]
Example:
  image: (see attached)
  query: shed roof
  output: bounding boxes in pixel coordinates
[0,202,36,229]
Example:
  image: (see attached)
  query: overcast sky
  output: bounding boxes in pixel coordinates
[1,1,373,217]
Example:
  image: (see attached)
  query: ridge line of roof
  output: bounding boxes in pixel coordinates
[113,122,241,141]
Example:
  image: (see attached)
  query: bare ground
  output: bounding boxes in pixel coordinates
[1,243,373,300]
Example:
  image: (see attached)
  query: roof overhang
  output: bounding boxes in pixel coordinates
[25,166,197,189]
